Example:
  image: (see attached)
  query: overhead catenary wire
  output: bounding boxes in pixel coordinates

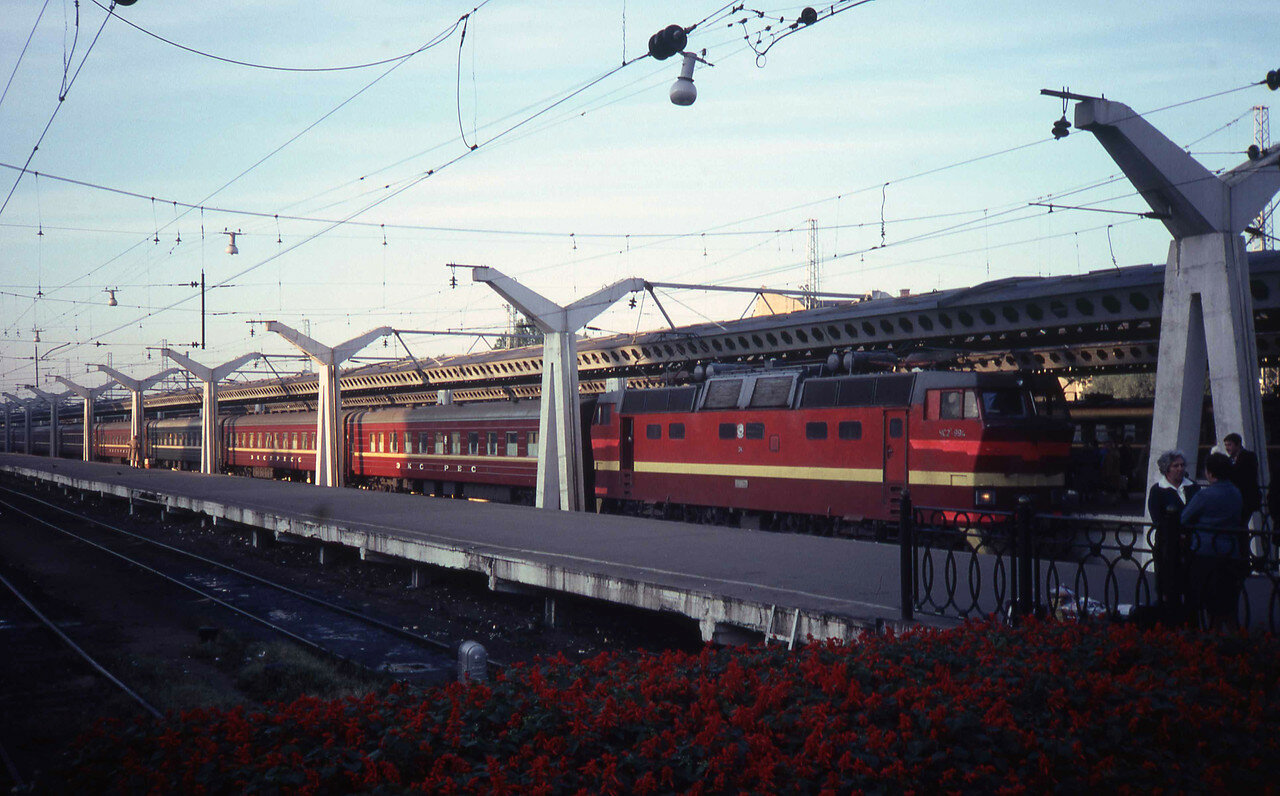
[0,0,52,114]
[88,0,480,73]
[0,0,115,220]
[22,52,653,367]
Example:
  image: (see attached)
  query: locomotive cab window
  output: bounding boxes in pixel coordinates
[981,389,1029,419]
[889,418,903,438]
[646,424,662,440]
[805,422,828,440]
[932,389,978,420]
[595,404,612,425]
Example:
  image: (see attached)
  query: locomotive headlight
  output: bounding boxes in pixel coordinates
[974,489,996,507]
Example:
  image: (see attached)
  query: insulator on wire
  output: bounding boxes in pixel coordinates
[648,24,687,60]
[1052,115,1071,140]
[1267,69,1280,91]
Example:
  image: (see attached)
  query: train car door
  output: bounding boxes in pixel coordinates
[619,417,635,497]
[882,409,907,507]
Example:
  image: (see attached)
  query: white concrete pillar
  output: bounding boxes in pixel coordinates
[94,366,177,468]
[471,268,643,511]
[265,322,392,488]
[2,394,33,455]
[1073,97,1280,512]
[26,387,69,459]
[54,377,111,463]
[160,349,262,474]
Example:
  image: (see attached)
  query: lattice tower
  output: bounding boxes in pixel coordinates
[1252,105,1273,252]
[805,218,820,309]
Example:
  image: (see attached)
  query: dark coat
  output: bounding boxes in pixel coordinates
[1148,480,1199,524]
[1229,448,1261,517]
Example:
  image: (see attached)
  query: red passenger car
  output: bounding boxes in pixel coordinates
[345,403,544,502]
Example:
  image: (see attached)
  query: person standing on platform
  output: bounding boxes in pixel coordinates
[1223,433,1260,524]
[1181,453,1247,630]
[1147,450,1198,522]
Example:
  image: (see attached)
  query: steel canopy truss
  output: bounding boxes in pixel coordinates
[105,252,1280,417]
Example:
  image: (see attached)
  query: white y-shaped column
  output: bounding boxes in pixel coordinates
[1071,98,1280,508]
[26,387,70,458]
[54,377,112,462]
[3,393,34,455]
[94,366,178,467]
[1,395,14,453]
[161,349,263,473]
[265,322,392,487]
[472,268,644,511]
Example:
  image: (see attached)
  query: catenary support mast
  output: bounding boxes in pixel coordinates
[265,322,392,487]
[472,268,644,511]
[160,349,263,473]
[1068,95,1280,509]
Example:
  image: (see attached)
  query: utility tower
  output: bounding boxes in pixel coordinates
[1252,106,1273,252]
[805,219,820,309]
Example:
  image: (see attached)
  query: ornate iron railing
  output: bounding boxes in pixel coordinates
[900,491,1280,631]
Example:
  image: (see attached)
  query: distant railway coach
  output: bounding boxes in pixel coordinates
[592,369,1071,531]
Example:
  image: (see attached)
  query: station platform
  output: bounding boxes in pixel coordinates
[0,454,910,643]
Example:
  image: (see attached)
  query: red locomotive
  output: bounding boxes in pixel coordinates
[22,366,1070,533]
[591,368,1071,531]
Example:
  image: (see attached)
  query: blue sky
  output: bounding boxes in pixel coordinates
[0,0,1275,395]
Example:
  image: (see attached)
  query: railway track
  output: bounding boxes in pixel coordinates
[0,567,163,791]
[0,483,482,786]
[0,485,459,681]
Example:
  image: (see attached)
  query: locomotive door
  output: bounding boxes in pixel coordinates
[882,409,907,505]
[619,417,635,497]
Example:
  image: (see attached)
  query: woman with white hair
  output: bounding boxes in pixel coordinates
[1147,449,1199,522]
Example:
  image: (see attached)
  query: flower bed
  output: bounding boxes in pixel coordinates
[63,621,1280,793]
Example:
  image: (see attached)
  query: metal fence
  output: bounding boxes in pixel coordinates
[899,490,1280,631]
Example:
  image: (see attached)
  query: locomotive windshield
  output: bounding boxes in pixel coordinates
[980,389,1029,419]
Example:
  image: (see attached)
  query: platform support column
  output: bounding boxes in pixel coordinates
[160,349,263,474]
[26,387,71,458]
[94,366,178,468]
[2,394,34,455]
[1071,97,1280,510]
[410,566,428,588]
[54,377,111,462]
[265,322,393,488]
[471,268,643,511]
